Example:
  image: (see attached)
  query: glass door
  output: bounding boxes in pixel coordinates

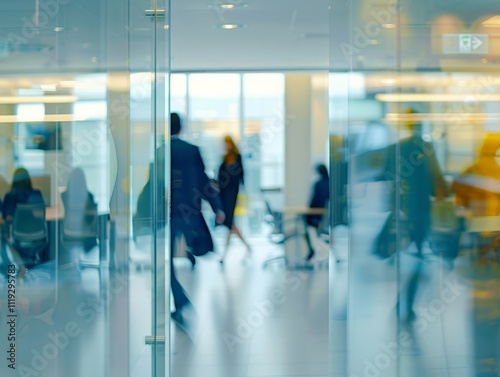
[0,0,170,376]
[331,1,500,376]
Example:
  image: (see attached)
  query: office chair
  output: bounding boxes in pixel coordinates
[263,200,296,244]
[312,200,333,266]
[61,205,99,268]
[12,203,48,267]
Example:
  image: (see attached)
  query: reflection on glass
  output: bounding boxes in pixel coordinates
[331,1,500,376]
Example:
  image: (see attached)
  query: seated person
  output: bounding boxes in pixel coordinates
[61,168,98,252]
[452,133,500,216]
[3,168,45,276]
[451,133,500,259]
[3,167,44,222]
[305,164,330,260]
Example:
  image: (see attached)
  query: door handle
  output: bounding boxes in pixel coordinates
[145,335,166,345]
[145,9,166,18]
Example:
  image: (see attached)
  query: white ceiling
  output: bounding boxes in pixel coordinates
[0,0,498,75]
[170,0,329,71]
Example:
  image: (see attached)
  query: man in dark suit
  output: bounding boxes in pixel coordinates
[160,113,224,320]
[383,111,447,322]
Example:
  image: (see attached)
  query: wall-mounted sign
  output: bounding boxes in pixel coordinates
[442,34,488,54]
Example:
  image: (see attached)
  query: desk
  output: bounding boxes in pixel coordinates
[464,216,500,263]
[282,207,327,216]
[466,216,500,233]
[263,206,326,269]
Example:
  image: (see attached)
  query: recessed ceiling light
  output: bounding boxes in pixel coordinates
[209,3,248,9]
[382,23,396,29]
[483,15,500,27]
[164,25,169,30]
[54,27,64,32]
[214,24,247,30]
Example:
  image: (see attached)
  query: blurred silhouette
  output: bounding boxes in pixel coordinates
[380,110,448,321]
[133,163,154,241]
[61,168,98,255]
[452,133,500,261]
[158,113,225,323]
[2,168,45,277]
[452,133,500,216]
[304,164,330,261]
[3,167,44,222]
[11,203,48,268]
[217,135,251,263]
[453,137,500,376]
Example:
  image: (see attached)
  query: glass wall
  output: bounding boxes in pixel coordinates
[170,72,286,236]
[331,0,500,376]
[0,1,170,376]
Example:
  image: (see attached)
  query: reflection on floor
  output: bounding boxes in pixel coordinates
[0,234,330,377]
[168,236,330,377]
[1,225,500,377]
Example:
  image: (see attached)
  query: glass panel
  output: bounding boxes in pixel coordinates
[188,73,241,177]
[0,1,169,376]
[332,0,500,376]
[242,73,285,236]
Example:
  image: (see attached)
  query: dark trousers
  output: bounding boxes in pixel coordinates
[170,218,191,312]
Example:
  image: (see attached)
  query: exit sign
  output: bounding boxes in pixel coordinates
[442,34,488,54]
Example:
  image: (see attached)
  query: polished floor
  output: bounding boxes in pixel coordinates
[1,223,499,377]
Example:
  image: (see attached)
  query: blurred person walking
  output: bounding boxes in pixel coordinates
[217,135,251,264]
[160,113,225,323]
[378,110,448,321]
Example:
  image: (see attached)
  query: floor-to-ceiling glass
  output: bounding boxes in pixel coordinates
[0,1,170,376]
[331,1,500,376]
[168,1,330,377]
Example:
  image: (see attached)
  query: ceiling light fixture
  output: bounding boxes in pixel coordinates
[209,3,248,9]
[0,114,86,123]
[385,112,500,123]
[380,79,396,85]
[53,26,64,32]
[0,95,78,104]
[382,23,396,29]
[482,15,500,27]
[376,93,500,102]
[214,24,247,30]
